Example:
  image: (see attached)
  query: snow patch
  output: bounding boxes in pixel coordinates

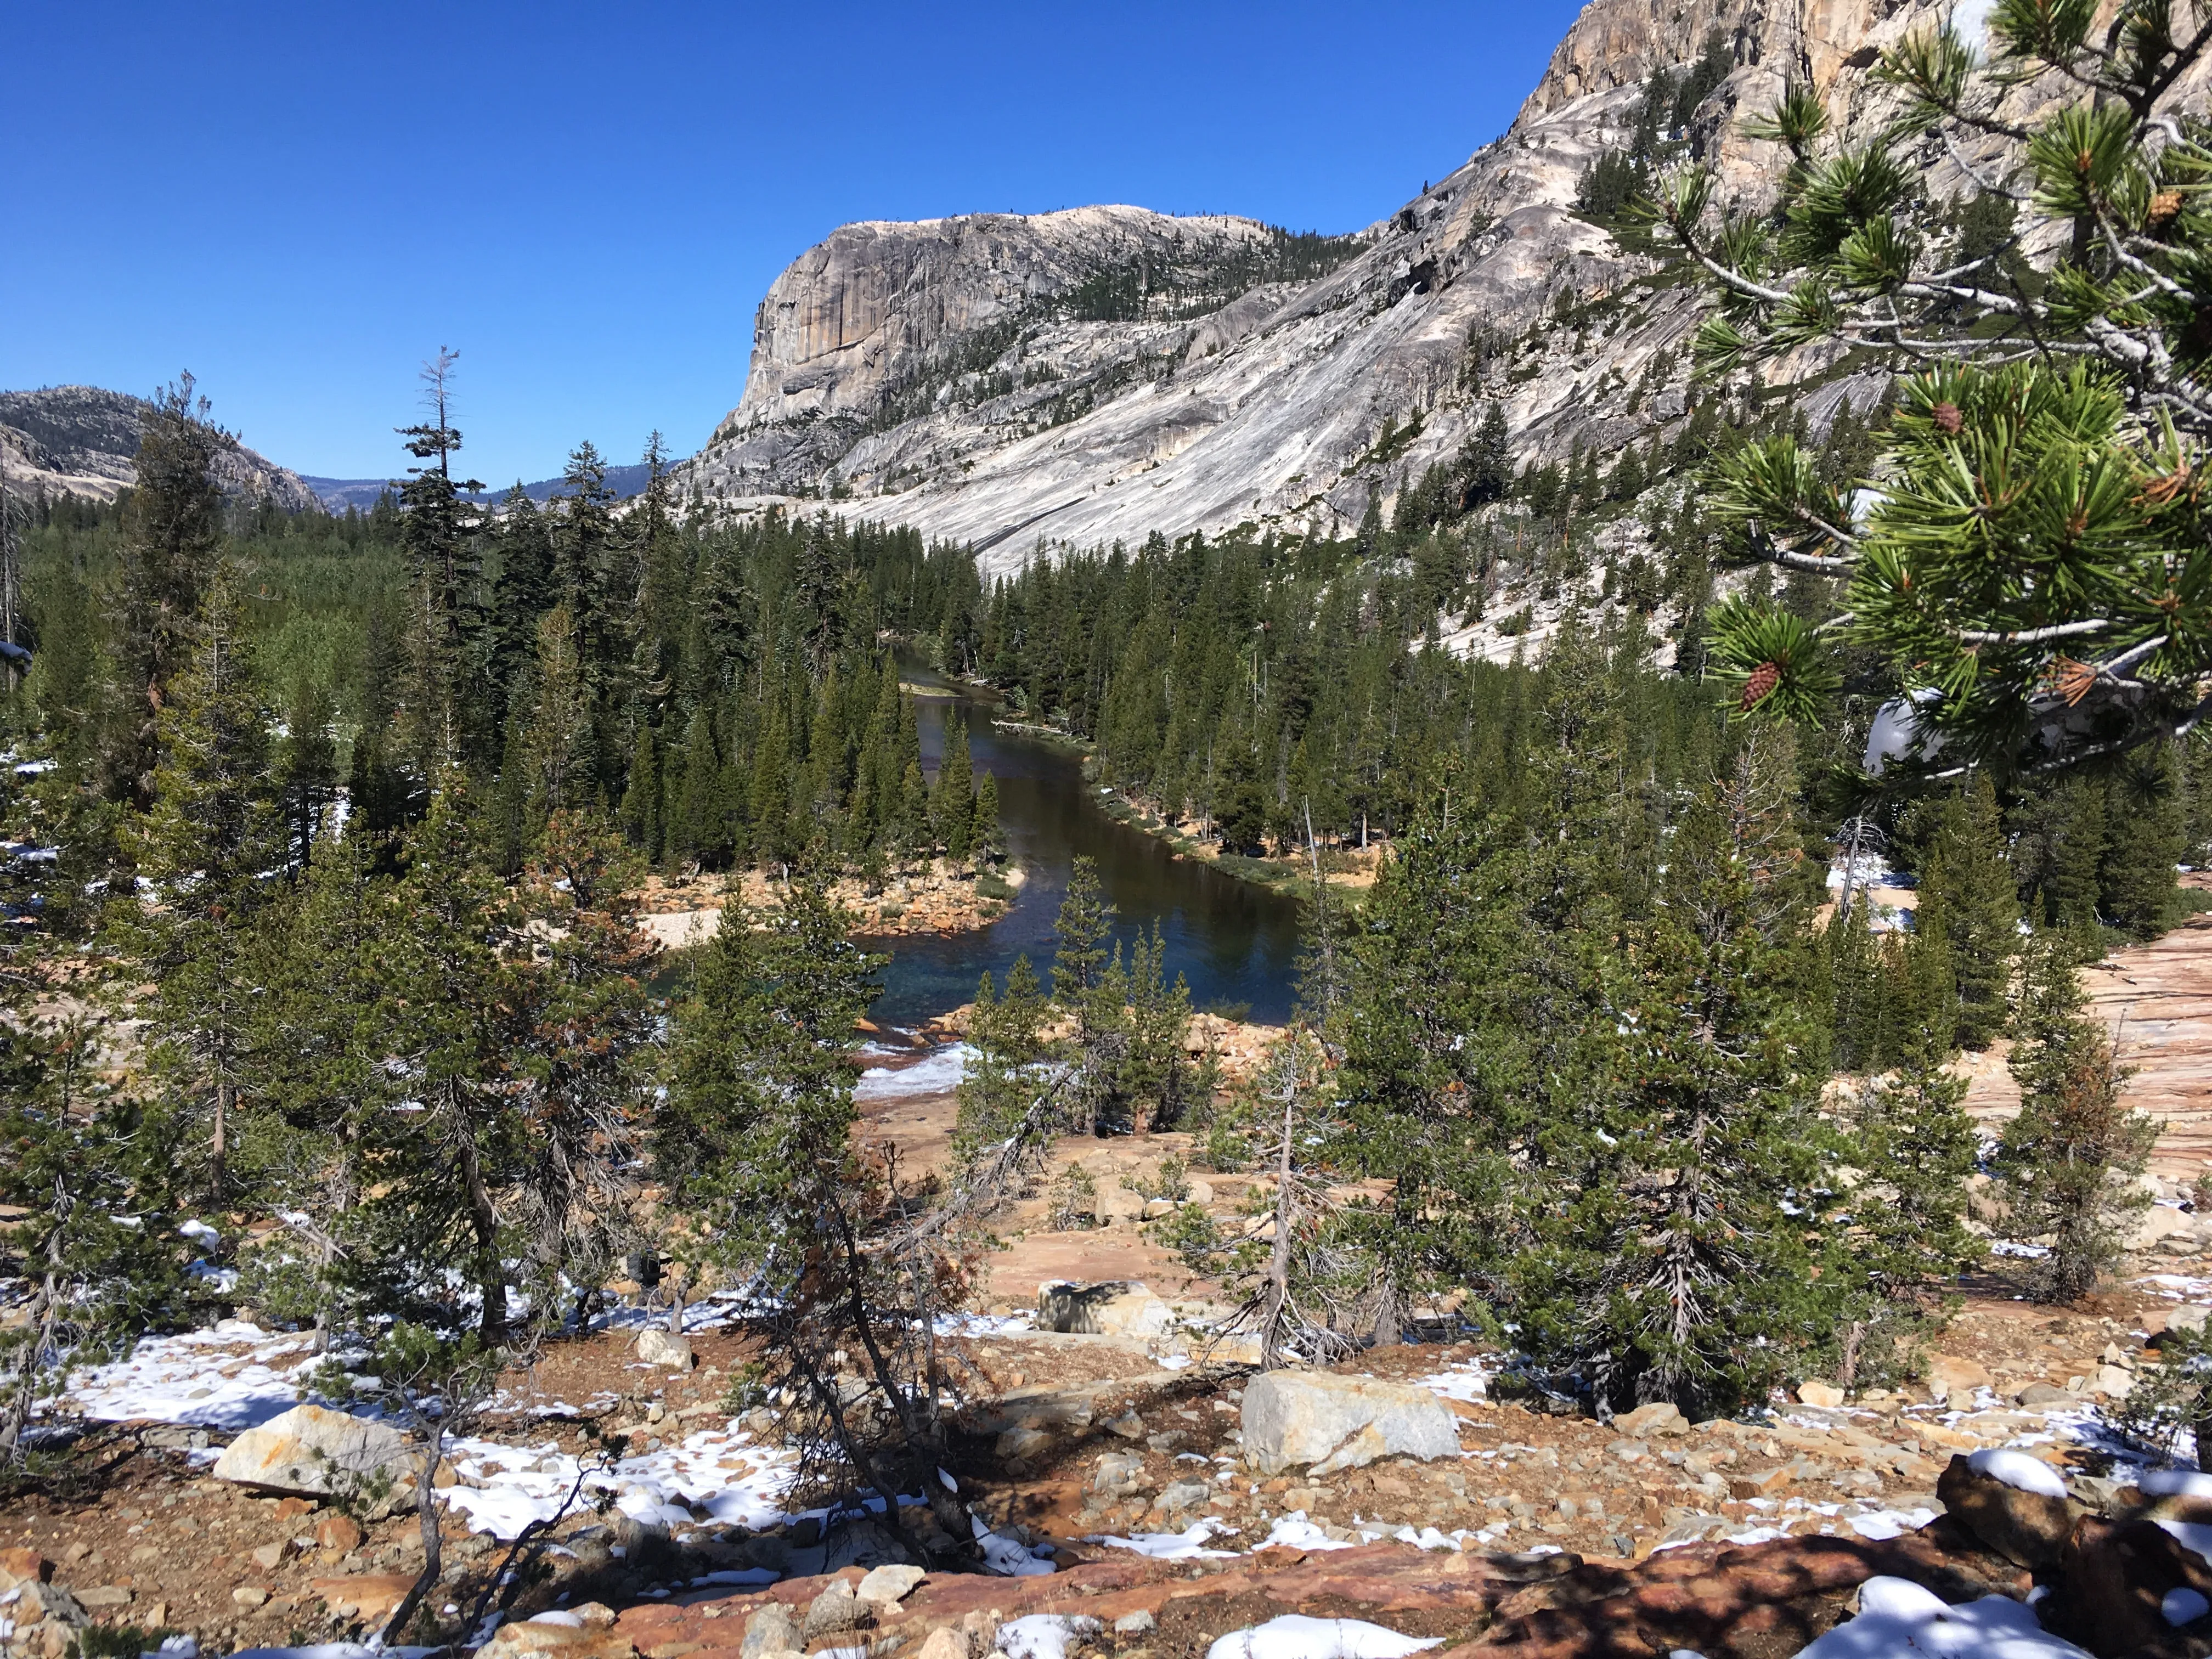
[1205,1617,1443,1659]
[2141,1470,2212,1499]
[1796,1576,2091,1659]
[1410,1361,1489,1404]
[998,1615,1103,1659]
[1256,1511,1357,1551]
[1089,1520,1238,1560]
[1967,1448,2068,1498]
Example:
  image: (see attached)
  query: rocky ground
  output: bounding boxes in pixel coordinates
[7,1267,2212,1659]
[12,894,2212,1658]
[631,861,1025,953]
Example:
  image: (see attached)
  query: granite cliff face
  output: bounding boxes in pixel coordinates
[0,385,323,513]
[679,0,2203,574]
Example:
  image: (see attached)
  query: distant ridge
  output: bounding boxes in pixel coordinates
[301,462,653,514]
[0,385,322,512]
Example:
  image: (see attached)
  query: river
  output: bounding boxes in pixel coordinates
[865,669,1304,1029]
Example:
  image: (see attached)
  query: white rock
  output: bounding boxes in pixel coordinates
[1035,1280,1173,1338]
[635,1329,696,1370]
[1796,1380,1846,1408]
[211,1403,414,1498]
[857,1564,927,1604]
[1240,1372,1459,1477]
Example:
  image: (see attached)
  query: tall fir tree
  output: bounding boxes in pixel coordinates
[110,376,227,807]
[117,557,284,1201]
[1995,934,2157,1302]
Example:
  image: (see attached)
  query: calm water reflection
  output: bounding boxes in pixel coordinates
[866,671,1303,1029]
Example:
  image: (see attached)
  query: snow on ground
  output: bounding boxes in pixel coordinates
[1796,1576,2092,1659]
[438,1426,802,1539]
[997,1615,1103,1659]
[1408,1359,1490,1404]
[1085,1520,1240,1560]
[1206,1617,1442,1659]
[65,1322,320,1430]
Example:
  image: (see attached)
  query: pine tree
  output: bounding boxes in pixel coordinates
[1914,775,2018,1049]
[0,1019,189,1459]
[110,376,228,806]
[522,603,591,836]
[937,714,974,865]
[369,785,524,1343]
[1462,402,1511,506]
[1842,1029,1984,1376]
[244,831,398,1345]
[392,349,489,782]
[658,884,993,1560]
[1561,733,1843,1414]
[512,809,655,1318]
[2101,744,2187,939]
[118,557,284,1202]
[971,770,1002,863]
[618,722,664,861]
[1995,934,2157,1302]
[951,956,1052,1171]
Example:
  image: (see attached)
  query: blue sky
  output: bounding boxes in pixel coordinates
[3,2,1585,486]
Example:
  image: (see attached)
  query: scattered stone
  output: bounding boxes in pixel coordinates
[634,1329,695,1371]
[1158,1479,1212,1514]
[1240,1370,1459,1476]
[2018,1382,2073,1407]
[2052,1515,2212,1654]
[1927,1355,1993,1401]
[0,1548,49,1590]
[1797,1379,1847,1408]
[314,1513,364,1554]
[858,1564,928,1604]
[211,1403,414,1500]
[232,1587,269,1610]
[915,1629,972,1659]
[802,1583,871,1641]
[1937,1453,2075,1569]
[478,1617,636,1659]
[74,1586,131,1610]
[1113,1611,1158,1636]
[1613,1402,1685,1437]
[308,1573,417,1626]
[250,1542,287,1571]
[1036,1279,1174,1338]
[741,1602,802,1659]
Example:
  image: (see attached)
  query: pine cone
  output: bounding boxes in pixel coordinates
[1741,661,1782,710]
[1932,402,1963,435]
[2051,656,2097,706]
[2151,188,2185,229]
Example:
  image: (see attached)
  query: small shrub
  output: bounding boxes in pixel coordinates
[1047,1161,1098,1230]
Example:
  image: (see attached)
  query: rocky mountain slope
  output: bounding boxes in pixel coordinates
[675,0,2206,575]
[0,385,323,513]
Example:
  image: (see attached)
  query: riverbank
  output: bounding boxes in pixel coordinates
[1086,781,1384,905]
[632,859,1028,952]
